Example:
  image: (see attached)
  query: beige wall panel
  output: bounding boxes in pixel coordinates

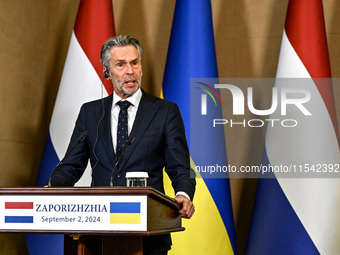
[0,140,43,186]
[0,0,48,187]
[0,1,47,142]
[328,35,340,137]
[216,38,236,77]
[234,37,281,77]
[324,0,340,34]
[0,0,48,254]
[234,0,287,39]
[213,0,235,39]
[329,35,340,76]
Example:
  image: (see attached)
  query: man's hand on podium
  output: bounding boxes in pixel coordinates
[175,195,195,219]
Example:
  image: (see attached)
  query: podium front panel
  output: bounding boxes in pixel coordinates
[0,195,148,232]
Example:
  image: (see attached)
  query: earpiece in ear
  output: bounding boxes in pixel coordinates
[104,70,110,79]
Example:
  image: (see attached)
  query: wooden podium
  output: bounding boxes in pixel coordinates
[0,187,184,254]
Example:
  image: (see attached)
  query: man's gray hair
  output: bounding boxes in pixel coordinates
[100,35,142,70]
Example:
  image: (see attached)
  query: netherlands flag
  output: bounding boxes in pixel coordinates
[247,0,340,254]
[26,0,115,254]
[4,202,34,224]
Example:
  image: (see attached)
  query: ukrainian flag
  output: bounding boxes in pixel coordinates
[162,0,236,254]
[110,202,141,225]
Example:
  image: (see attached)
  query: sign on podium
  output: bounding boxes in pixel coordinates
[0,187,184,255]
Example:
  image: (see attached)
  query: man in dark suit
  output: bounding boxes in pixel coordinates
[50,35,195,254]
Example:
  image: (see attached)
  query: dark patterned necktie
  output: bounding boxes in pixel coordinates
[116,101,131,158]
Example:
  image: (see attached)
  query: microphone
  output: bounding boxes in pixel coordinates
[110,134,136,186]
[47,131,88,187]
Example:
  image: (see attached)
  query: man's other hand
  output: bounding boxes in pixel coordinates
[175,195,195,219]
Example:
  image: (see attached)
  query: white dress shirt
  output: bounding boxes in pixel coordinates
[111,88,142,153]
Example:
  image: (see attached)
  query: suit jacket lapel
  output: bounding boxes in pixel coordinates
[99,94,116,166]
[117,91,159,172]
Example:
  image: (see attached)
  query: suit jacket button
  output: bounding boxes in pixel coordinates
[117,173,122,178]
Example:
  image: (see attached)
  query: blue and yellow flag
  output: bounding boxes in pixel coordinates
[162,0,236,254]
[110,202,141,225]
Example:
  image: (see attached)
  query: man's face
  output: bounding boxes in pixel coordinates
[108,45,143,99]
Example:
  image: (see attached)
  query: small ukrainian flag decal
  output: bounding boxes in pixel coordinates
[110,202,141,224]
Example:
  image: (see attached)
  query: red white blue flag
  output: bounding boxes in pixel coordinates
[5,202,34,224]
[26,0,115,254]
[247,0,340,254]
